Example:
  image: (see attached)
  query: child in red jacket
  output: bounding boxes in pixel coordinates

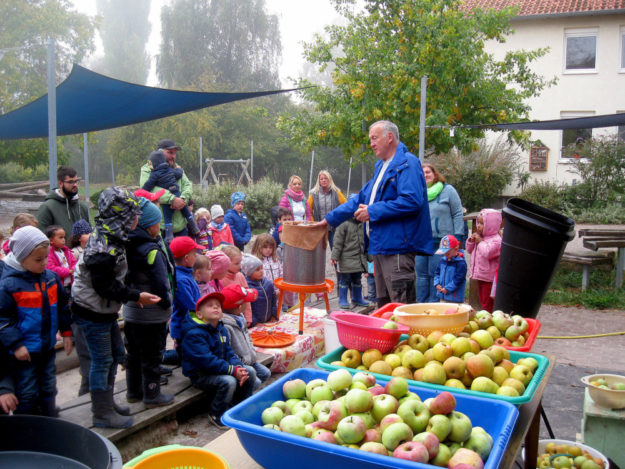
[45,225,77,290]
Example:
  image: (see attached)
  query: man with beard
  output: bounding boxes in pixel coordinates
[37,166,90,242]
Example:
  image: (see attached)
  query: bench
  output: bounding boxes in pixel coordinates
[578,229,625,289]
[58,353,274,443]
[560,252,614,292]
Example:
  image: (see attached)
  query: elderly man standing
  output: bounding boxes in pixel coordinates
[37,166,90,240]
[140,139,195,239]
[317,120,432,306]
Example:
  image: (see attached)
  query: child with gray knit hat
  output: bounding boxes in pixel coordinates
[240,253,278,326]
[0,225,73,416]
[209,204,234,247]
[142,150,199,243]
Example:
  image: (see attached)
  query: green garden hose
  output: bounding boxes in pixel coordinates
[537,331,625,339]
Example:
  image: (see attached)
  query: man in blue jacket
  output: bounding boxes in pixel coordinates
[318,120,432,306]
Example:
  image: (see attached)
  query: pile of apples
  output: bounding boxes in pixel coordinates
[261,371,495,468]
[334,330,539,396]
[589,377,625,390]
[536,442,605,469]
[463,310,531,348]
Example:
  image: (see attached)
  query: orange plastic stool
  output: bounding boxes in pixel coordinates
[274,278,334,334]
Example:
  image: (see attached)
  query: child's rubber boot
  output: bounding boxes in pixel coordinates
[125,367,143,404]
[338,286,351,310]
[92,390,133,429]
[351,286,370,307]
[164,224,174,244]
[186,216,200,236]
[143,381,174,409]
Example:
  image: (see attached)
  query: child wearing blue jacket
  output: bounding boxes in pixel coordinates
[433,235,467,303]
[240,254,277,326]
[180,291,256,428]
[224,192,251,251]
[0,226,72,416]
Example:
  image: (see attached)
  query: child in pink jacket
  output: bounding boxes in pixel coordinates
[466,209,502,312]
[45,225,78,290]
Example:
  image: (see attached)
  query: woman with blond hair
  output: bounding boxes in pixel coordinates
[279,175,311,222]
[416,163,464,303]
[308,170,346,248]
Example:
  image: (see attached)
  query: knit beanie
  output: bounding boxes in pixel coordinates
[9,226,50,263]
[149,150,167,168]
[72,219,92,236]
[138,199,163,229]
[231,191,246,207]
[240,253,262,277]
[210,204,225,219]
[207,250,231,277]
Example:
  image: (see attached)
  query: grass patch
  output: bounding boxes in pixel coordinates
[544,264,625,309]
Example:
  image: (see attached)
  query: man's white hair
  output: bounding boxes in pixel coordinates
[370,120,399,142]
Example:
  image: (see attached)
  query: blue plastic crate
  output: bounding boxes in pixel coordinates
[222,368,519,469]
[316,346,549,406]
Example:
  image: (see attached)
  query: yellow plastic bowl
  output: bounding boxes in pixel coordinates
[392,302,471,336]
[581,373,625,409]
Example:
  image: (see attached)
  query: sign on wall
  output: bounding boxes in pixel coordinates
[529,146,548,171]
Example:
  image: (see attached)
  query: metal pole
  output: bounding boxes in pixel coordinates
[250,140,254,181]
[47,39,57,190]
[199,136,203,185]
[83,133,90,207]
[309,150,315,191]
[110,153,116,185]
[346,157,353,194]
[418,76,427,163]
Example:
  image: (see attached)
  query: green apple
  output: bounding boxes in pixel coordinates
[402,349,426,369]
[394,344,414,358]
[470,376,499,394]
[341,349,362,368]
[336,415,367,444]
[327,368,353,392]
[397,399,431,434]
[279,414,307,436]
[261,406,284,425]
[447,410,473,443]
[398,391,421,406]
[285,398,301,413]
[471,329,494,349]
[371,394,399,422]
[493,314,513,333]
[391,366,414,380]
[292,400,313,414]
[516,357,539,373]
[496,385,520,397]
[310,384,334,404]
[448,447,485,468]
[439,333,458,345]
[381,421,414,451]
[384,353,402,369]
[352,371,377,388]
[422,362,447,385]
[361,349,383,368]
[451,337,472,357]
[408,333,429,353]
[383,321,399,329]
[271,400,290,415]
[443,356,466,380]
[492,366,509,386]
[501,377,525,395]
[426,414,452,442]
[427,330,445,347]
[295,409,314,424]
[351,411,377,429]
[445,378,467,389]
[431,442,452,466]
[463,426,493,461]
[432,342,453,362]
[359,441,388,455]
[344,388,374,413]
[385,377,409,399]
[305,379,328,400]
[509,364,533,387]
[283,378,307,399]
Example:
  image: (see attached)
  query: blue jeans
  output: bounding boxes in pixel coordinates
[416,237,442,303]
[328,230,335,250]
[367,274,377,301]
[338,272,363,289]
[13,349,56,414]
[192,365,256,416]
[73,316,125,392]
[252,362,271,391]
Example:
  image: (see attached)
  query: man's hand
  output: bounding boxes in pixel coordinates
[14,346,30,362]
[436,284,443,292]
[63,336,73,356]
[314,218,329,228]
[138,292,161,306]
[235,367,249,386]
[354,204,370,222]
[0,393,18,413]
[170,197,186,210]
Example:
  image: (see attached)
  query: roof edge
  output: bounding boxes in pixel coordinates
[511,8,625,21]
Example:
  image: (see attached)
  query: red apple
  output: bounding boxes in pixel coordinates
[393,441,429,462]
[412,431,440,459]
[448,448,485,469]
[429,391,456,415]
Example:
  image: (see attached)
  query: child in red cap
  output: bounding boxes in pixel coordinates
[220,284,271,391]
[179,290,256,429]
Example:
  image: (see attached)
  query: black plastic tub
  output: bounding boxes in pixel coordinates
[0,415,122,469]
[494,198,575,319]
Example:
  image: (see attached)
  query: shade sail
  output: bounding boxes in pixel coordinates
[0,64,298,140]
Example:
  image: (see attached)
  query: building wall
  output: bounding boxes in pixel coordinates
[484,13,625,194]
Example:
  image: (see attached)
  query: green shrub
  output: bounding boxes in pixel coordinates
[0,163,49,183]
[193,178,284,230]
[428,138,519,212]
[90,188,105,207]
[520,180,567,212]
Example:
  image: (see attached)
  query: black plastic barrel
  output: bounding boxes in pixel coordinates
[494,198,575,319]
[0,415,122,469]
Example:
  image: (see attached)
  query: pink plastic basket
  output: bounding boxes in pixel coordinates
[329,311,409,353]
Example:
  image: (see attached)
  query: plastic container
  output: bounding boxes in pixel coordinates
[581,373,625,409]
[392,303,471,335]
[369,302,404,319]
[0,415,122,469]
[322,316,340,354]
[330,311,410,353]
[506,317,541,352]
[317,347,549,406]
[523,439,609,468]
[222,368,519,469]
[124,445,229,469]
[494,198,575,319]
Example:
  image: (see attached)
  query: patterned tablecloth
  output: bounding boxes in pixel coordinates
[249,307,328,373]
